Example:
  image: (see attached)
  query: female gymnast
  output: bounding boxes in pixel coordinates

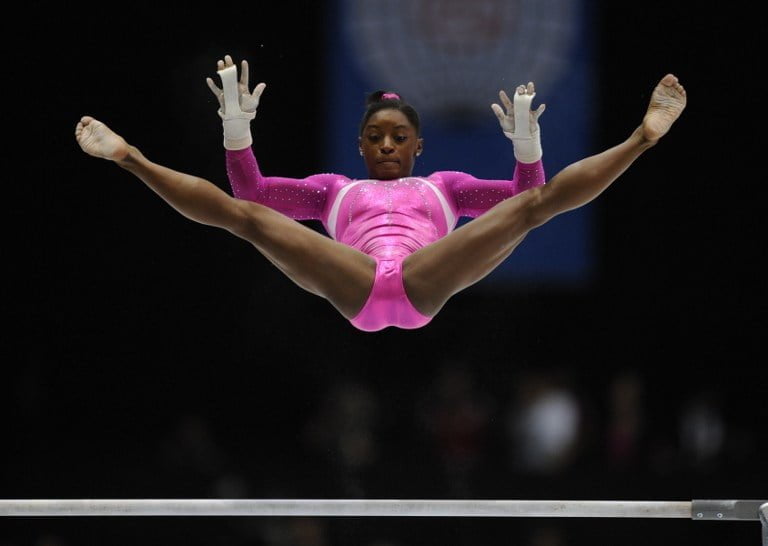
[74,54,686,332]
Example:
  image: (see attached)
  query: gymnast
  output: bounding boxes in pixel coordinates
[75,54,686,332]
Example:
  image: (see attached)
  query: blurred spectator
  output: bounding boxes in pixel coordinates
[416,360,494,495]
[605,370,645,469]
[302,379,380,496]
[158,414,250,498]
[161,415,228,474]
[679,390,725,470]
[259,518,328,546]
[506,371,582,474]
[529,525,566,546]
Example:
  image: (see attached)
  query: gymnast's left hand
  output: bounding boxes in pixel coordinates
[491,82,545,138]
[492,82,546,163]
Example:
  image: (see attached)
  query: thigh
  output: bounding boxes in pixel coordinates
[232,200,376,319]
[403,189,539,316]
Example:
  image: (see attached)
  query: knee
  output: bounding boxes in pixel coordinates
[227,201,267,242]
[522,186,555,229]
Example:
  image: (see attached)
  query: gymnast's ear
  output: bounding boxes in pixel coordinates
[416,138,423,157]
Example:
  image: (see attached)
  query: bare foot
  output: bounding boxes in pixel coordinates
[75,116,129,161]
[642,74,687,141]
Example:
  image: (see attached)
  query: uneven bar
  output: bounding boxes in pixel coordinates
[0,499,695,518]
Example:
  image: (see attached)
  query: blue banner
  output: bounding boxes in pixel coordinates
[324,0,596,288]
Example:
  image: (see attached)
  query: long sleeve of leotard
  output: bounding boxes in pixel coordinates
[435,159,546,218]
[224,147,338,221]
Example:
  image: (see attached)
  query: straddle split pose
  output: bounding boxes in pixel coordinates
[75,55,686,332]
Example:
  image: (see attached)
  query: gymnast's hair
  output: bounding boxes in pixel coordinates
[359,90,421,136]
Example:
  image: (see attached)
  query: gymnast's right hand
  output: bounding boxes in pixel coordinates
[206,54,267,150]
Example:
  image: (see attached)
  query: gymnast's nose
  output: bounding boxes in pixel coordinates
[380,137,395,154]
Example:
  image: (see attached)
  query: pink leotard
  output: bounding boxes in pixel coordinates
[225,148,545,331]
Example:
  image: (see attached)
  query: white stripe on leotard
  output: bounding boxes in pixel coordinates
[416,177,457,230]
[327,180,364,240]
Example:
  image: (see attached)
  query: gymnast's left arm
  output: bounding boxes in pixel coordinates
[437,163,545,218]
[441,83,547,217]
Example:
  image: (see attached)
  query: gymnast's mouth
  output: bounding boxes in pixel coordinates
[377,158,400,164]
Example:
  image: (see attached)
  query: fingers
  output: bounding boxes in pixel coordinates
[252,81,267,100]
[499,90,513,113]
[512,82,536,95]
[495,81,543,137]
[490,103,505,122]
[214,55,261,94]
[240,59,249,87]
[206,77,222,97]
[499,83,541,107]
[216,54,236,71]
[500,83,536,113]
[516,83,536,95]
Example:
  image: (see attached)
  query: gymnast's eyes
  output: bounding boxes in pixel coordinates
[366,134,408,144]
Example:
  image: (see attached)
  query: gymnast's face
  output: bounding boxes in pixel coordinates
[359,109,423,180]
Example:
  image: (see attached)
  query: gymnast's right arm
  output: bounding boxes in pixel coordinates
[207,54,334,221]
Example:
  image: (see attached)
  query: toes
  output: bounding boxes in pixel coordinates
[661,73,677,86]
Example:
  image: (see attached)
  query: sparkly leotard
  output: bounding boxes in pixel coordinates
[225,148,545,331]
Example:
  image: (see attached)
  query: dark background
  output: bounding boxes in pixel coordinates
[4,1,765,545]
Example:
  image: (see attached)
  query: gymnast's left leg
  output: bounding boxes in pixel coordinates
[403,73,687,317]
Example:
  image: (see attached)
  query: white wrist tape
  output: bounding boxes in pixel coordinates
[504,92,542,163]
[217,64,256,150]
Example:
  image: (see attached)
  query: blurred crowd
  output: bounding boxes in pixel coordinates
[7,358,757,546]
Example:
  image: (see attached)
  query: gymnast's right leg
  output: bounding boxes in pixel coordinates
[74,116,375,319]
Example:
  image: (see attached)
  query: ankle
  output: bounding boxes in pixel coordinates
[115,144,138,165]
[631,125,657,150]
